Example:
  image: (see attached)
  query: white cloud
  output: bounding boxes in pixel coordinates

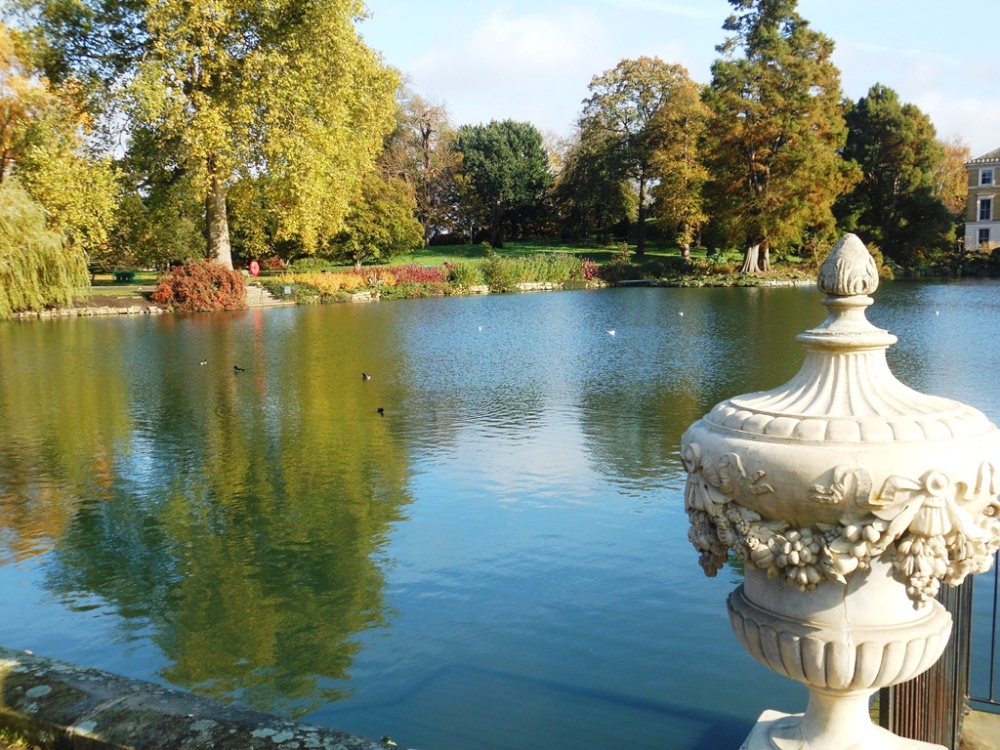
[403,5,716,133]
[411,7,608,86]
[407,7,613,130]
[913,94,1000,158]
[850,42,959,92]
[596,0,726,20]
[833,40,998,156]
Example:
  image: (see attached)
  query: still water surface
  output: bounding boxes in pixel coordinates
[1,282,998,749]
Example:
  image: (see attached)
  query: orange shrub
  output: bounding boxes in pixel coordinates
[152,260,247,312]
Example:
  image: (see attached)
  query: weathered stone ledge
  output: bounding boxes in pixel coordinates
[13,306,165,320]
[0,647,406,750]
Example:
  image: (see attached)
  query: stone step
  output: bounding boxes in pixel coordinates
[246,284,296,308]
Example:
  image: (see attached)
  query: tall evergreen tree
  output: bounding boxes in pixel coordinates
[704,0,855,273]
[834,84,954,267]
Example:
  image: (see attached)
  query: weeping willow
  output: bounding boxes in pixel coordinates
[0,180,88,319]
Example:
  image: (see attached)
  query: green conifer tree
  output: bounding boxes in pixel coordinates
[704,0,857,273]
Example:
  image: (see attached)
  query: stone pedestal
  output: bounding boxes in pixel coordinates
[739,710,945,750]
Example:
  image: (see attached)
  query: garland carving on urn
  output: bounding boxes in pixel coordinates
[684,447,1000,604]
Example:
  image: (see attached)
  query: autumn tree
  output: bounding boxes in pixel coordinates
[22,0,398,268]
[1,22,118,259]
[325,174,424,269]
[580,57,699,257]
[0,23,45,184]
[834,84,954,266]
[0,22,112,315]
[379,89,462,244]
[648,75,709,260]
[455,119,551,248]
[704,0,855,273]
[934,137,971,219]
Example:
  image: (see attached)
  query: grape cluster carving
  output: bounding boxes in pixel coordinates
[682,443,1000,605]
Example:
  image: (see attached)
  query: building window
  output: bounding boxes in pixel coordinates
[981,169,995,186]
[980,197,993,221]
[980,228,991,247]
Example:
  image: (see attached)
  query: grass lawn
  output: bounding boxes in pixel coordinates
[90,271,159,287]
[80,241,803,292]
[390,239,748,268]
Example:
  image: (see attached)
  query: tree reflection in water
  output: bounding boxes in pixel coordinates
[1,308,412,715]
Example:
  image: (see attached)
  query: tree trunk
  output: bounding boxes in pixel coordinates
[741,243,761,274]
[205,157,233,269]
[0,148,14,184]
[488,200,504,248]
[741,242,772,274]
[635,174,647,258]
[681,242,691,262]
[420,122,433,248]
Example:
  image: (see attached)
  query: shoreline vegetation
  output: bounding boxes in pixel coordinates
[16,232,1000,320]
[9,241,832,320]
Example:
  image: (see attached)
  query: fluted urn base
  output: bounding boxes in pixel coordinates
[729,562,953,750]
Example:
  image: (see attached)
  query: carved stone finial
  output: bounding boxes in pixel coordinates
[817,233,879,297]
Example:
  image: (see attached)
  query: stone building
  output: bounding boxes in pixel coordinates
[965,147,1000,251]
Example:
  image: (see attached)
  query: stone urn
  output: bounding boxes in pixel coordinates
[680,234,1000,750]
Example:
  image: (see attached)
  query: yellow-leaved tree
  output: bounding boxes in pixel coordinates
[0,22,114,317]
[23,0,399,268]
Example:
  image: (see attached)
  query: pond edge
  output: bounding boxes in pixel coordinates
[0,647,406,750]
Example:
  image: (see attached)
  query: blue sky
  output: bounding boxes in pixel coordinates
[361,0,1000,157]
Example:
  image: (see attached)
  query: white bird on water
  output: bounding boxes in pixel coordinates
[607,329,616,336]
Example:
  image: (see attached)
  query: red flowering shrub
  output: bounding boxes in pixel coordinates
[580,258,599,281]
[350,264,447,285]
[152,259,247,312]
[387,264,448,284]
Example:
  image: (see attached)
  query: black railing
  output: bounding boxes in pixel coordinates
[880,549,1000,749]
[879,579,972,749]
[969,550,1000,712]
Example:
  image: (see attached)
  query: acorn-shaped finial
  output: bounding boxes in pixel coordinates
[818,234,879,297]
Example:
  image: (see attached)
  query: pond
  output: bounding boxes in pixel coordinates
[1,281,998,750]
